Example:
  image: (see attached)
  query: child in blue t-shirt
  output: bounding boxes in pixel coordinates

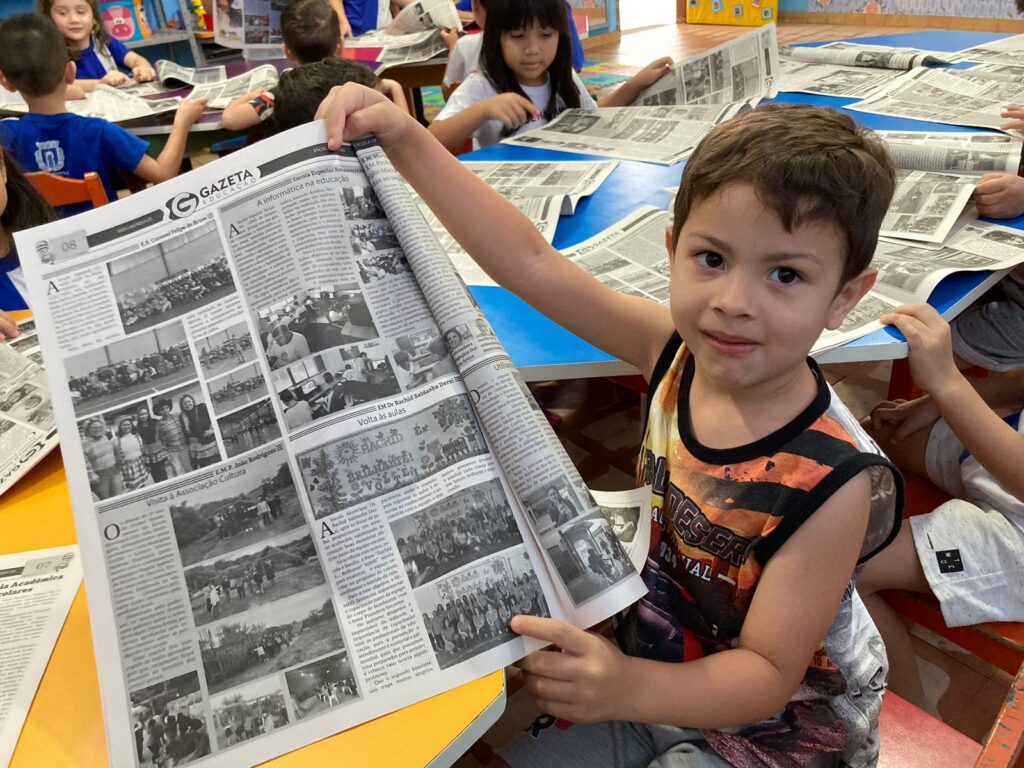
[43,0,156,92]
[0,15,206,217]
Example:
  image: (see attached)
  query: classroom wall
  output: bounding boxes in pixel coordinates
[0,1,38,18]
[779,0,1022,18]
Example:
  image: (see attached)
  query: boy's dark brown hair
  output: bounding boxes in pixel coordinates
[673,104,896,286]
[281,0,341,65]
[0,14,71,98]
[271,57,379,133]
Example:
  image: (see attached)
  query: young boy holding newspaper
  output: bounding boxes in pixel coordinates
[316,84,903,766]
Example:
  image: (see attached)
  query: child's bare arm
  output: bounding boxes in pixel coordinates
[133,97,208,184]
[221,89,266,130]
[378,79,409,113]
[318,83,674,377]
[124,51,156,82]
[428,94,537,153]
[597,57,672,108]
[885,303,1024,500]
[514,471,872,727]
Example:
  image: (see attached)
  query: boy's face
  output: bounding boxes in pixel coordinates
[667,183,873,397]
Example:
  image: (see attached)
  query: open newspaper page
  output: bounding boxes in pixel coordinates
[416,160,617,285]
[635,23,778,106]
[191,65,281,110]
[815,221,1024,352]
[0,324,58,497]
[502,102,750,165]
[877,130,1023,175]
[15,122,644,768]
[2,86,181,123]
[880,169,976,244]
[386,0,462,35]
[0,545,81,768]
[780,41,952,70]
[847,68,1024,132]
[345,29,447,69]
[352,135,645,624]
[961,63,1024,83]
[950,33,1024,65]
[156,60,229,88]
[779,57,903,99]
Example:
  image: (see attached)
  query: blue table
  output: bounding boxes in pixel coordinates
[466,29,1024,379]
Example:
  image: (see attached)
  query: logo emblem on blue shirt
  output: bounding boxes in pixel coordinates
[34,140,65,173]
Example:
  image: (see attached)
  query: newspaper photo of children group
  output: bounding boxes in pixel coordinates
[415,550,549,670]
[129,671,210,768]
[283,651,360,721]
[209,676,289,751]
[195,321,257,377]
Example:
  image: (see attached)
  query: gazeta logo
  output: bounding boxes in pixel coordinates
[166,169,258,219]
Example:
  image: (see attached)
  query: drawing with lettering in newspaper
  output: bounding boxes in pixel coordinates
[15,122,650,768]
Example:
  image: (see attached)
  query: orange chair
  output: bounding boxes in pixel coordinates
[25,171,109,210]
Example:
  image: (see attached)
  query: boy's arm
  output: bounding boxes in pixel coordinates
[328,0,353,37]
[884,303,1024,500]
[133,98,208,184]
[378,79,409,113]
[318,83,674,377]
[221,89,268,130]
[597,57,673,108]
[515,471,872,727]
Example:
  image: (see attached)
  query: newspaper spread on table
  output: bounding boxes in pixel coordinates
[880,169,977,244]
[1,85,181,123]
[780,41,952,70]
[15,122,648,768]
[0,545,81,768]
[949,33,1024,65]
[816,221,1024,352]
[634,23,778,107]
[386,0,462,35]
[961,63,1024,84]
[0,319,58,498]
[502,102,751,165]
[877,130,1023,175]
[778,57,904,99]
[847,68,1024,132]
[191,65,281,110]
[420,160,617,285]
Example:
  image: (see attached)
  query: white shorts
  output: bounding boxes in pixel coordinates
[913,420,1024,627]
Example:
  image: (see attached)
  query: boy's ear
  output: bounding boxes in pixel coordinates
[283,44,297,63]
[825,268,877,331]
[664,226,676,268]
[0,73,17,93]
[64,60,76,84]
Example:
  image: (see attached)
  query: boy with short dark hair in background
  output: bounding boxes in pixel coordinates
[0,14,205,216]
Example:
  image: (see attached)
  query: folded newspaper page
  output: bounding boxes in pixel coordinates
[950,33,1024,65]
[847,68,1024,132]
[780,41,952,70]
[877,130,1023,176]
[634,24,778,106]
[422,160,617,285]
[502,102,750,165]
[0,320,58,497]
[191,65,281,110]
[779,57,903,99]
[0,545,81,768]
[14,122,647,768]
[386,0,462,35]
[155,60,230,88]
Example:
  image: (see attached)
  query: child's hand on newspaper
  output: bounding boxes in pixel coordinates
[317,83,415,151]
[482,93,541,131]
[439,26,459,52]
[880,303,961,399]
[0,310,19,341]
[974,173,1024,219]
[174,97,209,128]
[101,70,130,87]
[631,57,674,89]
[511,615,632,723]
[868,396,941,444]
[132,64,157,83]
[1001,105,1024,131]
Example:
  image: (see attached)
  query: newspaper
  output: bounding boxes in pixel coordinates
[950,33,1024,65]
[15,122,648,768]
[962,63,1024,84]
[0,545,81,768]
[880,169,977,244]
[780,41,952,70]
[634,24,778,106]
[1,85,181,123]
[421,160,617,285]
[346,29,448,70]
[779,57,904,99]
[816,221,1024,352]
[191,65,281,110]
[386,0,462,35]
[123,61,231,97]
[847,68,1024,132]
[877,130,1023,176]
[0,319,58,498]
[502,102,751,165]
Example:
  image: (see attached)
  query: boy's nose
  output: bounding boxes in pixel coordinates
[710,271,755,317]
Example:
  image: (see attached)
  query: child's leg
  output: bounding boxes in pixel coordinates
[857,526,930,710]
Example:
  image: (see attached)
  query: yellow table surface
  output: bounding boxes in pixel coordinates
[1,313,504,767]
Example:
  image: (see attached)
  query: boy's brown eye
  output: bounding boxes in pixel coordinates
[770,266,802,284]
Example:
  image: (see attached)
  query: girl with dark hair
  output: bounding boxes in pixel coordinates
[0,146,56,336]
[429,0,671,152]
[179,394,220,468]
